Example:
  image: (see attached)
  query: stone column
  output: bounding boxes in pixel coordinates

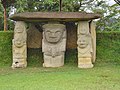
[12,21,27,68]
[42,23,66,67]
[77,21,93,68]
[90,21,96,63]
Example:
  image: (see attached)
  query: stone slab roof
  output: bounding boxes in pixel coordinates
[10,12,101,22]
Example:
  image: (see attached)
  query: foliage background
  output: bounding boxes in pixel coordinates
[0,31,13,66]
[0,0,120,31]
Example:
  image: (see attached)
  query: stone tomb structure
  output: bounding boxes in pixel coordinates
[10,12,101,68]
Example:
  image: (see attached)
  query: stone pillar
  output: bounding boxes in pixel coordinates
[90,21,96,63]
[77,21,93,68]
[12,21,27,68]
[42,23,66,67]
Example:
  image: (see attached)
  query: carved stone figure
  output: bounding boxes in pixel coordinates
[12,21,27,68]
[42,23,66,67]
[77,21,93,68]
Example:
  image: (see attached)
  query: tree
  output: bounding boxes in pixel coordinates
[14,0,60,12]
[0,0,15,31]
[95,2,120,31]
[114,0,120,5]
[0,0,119,31]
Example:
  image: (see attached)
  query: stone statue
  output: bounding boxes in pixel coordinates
[12,21,27,68]
[77,21,93,68]
[42,23,66,67]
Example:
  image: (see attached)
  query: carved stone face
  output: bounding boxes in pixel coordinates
[14,39,25,47]
[79,29,88,35]
[14,21,26,47]
[14,22,26,33]
[43,24,65,43]
[77,35,89,48]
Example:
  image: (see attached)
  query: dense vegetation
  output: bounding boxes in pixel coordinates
[0,31,13,66]
[96,31,120,63]
[0,0,120,31]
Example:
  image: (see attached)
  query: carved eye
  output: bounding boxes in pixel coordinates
[79,40,82,43]
[46,31,51,34]
[55,31,61,35]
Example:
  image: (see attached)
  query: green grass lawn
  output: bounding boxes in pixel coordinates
[0,60,120,90]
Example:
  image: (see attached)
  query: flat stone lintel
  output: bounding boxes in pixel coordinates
[10,12,101,22]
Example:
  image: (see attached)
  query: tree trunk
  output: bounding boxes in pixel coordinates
[4,7,7,31]
[59,0,62,11]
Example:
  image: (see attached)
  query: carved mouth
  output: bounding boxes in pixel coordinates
[50,37,56,38]
[80,43,86,46]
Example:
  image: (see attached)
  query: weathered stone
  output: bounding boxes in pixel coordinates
[12,21,27,68]
[77,21,93,68]
[42,23,66,67]
[90,21,96,63]
[66,22,77,49]
[10,12,101,22]
[27,24,42,48]
[27,22,77,49]
[10,11,100,69]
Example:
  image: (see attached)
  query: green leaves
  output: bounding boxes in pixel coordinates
[96,2,120,31]
[1,0,15,8]
[0,0,119,31]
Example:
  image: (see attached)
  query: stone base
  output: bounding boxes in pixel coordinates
[78,58,93,68]
[43,63,64,68]
[11,59,27,69]
[78,64,93,68]
[43,55,64,67]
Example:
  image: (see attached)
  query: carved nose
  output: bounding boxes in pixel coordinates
[17,41,21,44]
[51,33,56,38]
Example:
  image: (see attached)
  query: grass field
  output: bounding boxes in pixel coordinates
[0,60,120,90]
[0,49,120,90]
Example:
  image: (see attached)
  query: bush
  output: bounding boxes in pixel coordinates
[0,31,13,66]
[96,31,120,64]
